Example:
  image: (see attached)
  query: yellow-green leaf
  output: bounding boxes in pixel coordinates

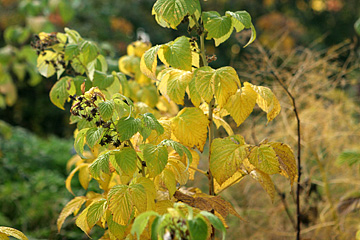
[134,177,157,211]
[250,169,275,201]
[98,100,115,122]
[249,144,280,175]
[129,183,147,213]
[269,142,297,185]
[140,45,160,80]
[202,11,233,46]
[0,227,28,240]
[225,83,257,126]
[152,0,201,29]
[225,11,256,47]
[247,82,281,123]
[89,151,111,179]
[195,66,240,107]
[158,36,192,71]
[75,208,91,236]
[87,199,107,228]
[50,76,74,110]
[114,147,137,176]
[156,168,177,196]
[157,68,192,105]
[171,107,209,152]
[108,185,133,225]
[210,135,248,185]
[142,144,168,177]
[74,128,88,159]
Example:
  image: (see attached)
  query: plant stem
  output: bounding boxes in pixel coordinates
[256,43,302,240]
[194,14,216,239]
[189,166,208,176]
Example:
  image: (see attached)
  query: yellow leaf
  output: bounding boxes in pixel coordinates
[129,183,147,214]
[167,157,189,186]
[57,196,87,232]
[134,177,157,211]
[127,41,152,58]
[0,227,28,240]
[86,199,107,228]
[246,82,281,123]
[118,55,139,77]
[79,164,92,190]
[140,45,161,80]
[147,119,172,145]
[214,171,245,194]
[66,163,90,195]
[213,115,234,136]
[171,107,209,152]
[156,96,179,116]
[155,168,177,197]
[269,142,298,185]
[249,144,280,175]
[75,208,91,237]
[225,83,257,126]
[188,150,200,180]
[155,200,174,214]
[157,68,192,105]
[250,169,275,201]
[210,135,248,185]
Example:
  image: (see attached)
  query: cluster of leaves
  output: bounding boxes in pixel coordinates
[31,0,297,239]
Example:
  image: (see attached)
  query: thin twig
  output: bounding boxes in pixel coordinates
[256,43,302,240]
[274,185,297,230]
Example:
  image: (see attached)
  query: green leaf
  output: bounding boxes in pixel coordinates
[226,10,257,46]
[89,151,111,179]
[87,199,107,228]
[108,185,133,225]
[202,11,233,46]
[65,28,83,44]
[74,128,88,158]
[114,147,137,176]
[210,135,248,185]
[249,144,280,175]
[152,0,201,29]
[151,216,162,240]
[139,113,164,140]
[160,139,192,166]
[98,100,115,121]
[188,216,208,240]
[64,44,80,61]
[93,71,114,89]
[81,41,99,64]
[116,117,141,141]
[86,127,105,148]
[158,36,192,71]
[131,211,159,240]
[157,68,192,105]
[49,76,74,110]
[199,211,226,239]
[142,144,168,177]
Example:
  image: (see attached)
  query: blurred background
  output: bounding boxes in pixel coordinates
[0,0,359,239]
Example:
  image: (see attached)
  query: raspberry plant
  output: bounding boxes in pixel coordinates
[32,0,297,239]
